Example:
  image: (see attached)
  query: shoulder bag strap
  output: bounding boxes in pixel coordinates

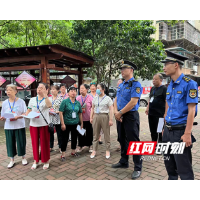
[36,98,48,125]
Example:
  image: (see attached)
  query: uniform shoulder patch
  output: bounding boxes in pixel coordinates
[182,76,191,82]
[189,89,197,98]
[136,87,141,94]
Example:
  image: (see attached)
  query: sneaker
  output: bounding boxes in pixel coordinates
[7,161,15,169]
[22,158,28,166]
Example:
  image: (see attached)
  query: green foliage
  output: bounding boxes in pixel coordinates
[0,20,73,48]
[71,20,166,87]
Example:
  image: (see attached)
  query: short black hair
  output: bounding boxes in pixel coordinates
[81,84,90,90]
[60,83,67,88]
[68,86,77,92]
[39,82,48,90]
[51,85,60,91]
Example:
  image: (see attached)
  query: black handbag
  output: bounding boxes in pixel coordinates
[38,107,54,133]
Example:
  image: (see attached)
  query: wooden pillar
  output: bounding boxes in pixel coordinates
[41,57,50,89]
[78,68,83,89]
[30,70,36,97]
[41,57,48,83]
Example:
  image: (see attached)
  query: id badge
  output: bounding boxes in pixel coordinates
[96,107,100,113]
[72,112,76,119]
[150,97,154,103]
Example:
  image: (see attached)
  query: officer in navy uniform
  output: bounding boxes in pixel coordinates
[162,50,198,180]
[112,60,143,179]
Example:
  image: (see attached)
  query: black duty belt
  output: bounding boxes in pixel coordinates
[165,124,186,131]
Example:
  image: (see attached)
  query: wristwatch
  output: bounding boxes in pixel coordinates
[119,110,123,115]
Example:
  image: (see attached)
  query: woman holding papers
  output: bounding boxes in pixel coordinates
[49,85,63,153]
[90,83,113,159]
[59,87,83,160]
[0,84,28,169]
[76,84,93,153]
[26,83,52,170]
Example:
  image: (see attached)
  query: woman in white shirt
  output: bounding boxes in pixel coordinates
[0,84,28,169]
[25,83,52,170]
[90,83,114,159]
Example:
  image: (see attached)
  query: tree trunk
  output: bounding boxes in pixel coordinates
[107,61,112,89]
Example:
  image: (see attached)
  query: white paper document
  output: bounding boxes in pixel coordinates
[76,125,86,136]
[20,111,41,119]
[157,118,164,133]
[2,112,17,119]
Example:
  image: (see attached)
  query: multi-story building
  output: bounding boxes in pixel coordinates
[154,20,200,75]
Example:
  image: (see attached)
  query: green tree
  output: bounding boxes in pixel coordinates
[0,20,73,48]
[71,20,166,88]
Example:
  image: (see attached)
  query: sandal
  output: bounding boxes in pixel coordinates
[61,156,66,161]
[43,163,49,170]
[71,153,79,157]
[31,163,38,170]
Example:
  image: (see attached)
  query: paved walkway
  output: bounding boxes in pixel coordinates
[0,107,200,180]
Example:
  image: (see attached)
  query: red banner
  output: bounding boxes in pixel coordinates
[142,87,152,94]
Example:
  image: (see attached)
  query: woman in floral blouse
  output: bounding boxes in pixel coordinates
[49,85,63,153]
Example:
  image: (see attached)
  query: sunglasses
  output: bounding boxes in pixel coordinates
[90,82,96,86]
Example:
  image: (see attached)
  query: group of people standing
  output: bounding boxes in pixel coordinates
[0,81,114,170]
[0,51,198,180]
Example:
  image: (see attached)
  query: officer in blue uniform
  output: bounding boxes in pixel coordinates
[162,50,198,180]
[112,60,143,179]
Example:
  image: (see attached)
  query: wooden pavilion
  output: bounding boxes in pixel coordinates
[0,44,94,96]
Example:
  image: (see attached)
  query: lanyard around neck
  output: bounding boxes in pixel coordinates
[37,96,44,110]
[52,95,58,106]
[62,93,67,99]
[81,95,87,106]
[70,99,75,111]
[98,95,106,107]
[8,97,16,112]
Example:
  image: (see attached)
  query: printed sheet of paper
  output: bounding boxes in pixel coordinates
[76,125,86,136]
[1,112,16,119]
[20,111,41,119]
[157,118,164,133]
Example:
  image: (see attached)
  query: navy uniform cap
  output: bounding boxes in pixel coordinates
[161,50,188,65]
[118,60,138,70]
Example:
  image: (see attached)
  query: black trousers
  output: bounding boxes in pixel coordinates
[117,111,142,171]
[162,126,194,180]
[50,124,62,148]
[61,124,79,151]
[148,115,162,142]
[78,121,93,147]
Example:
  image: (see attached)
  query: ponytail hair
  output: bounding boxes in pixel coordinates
[81,84,90,90]
[98,83,109,96]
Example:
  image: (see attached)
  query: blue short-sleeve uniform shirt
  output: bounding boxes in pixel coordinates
[165,73,198,125]
[116,77,143,111]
